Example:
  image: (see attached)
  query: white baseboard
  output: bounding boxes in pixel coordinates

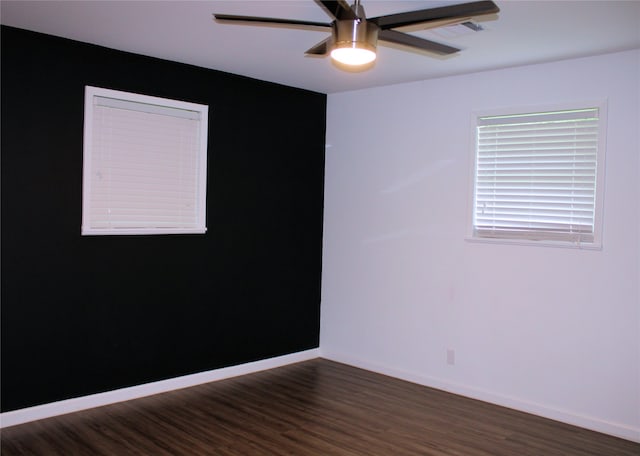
[320,350,640,443]
[0,348,320,429]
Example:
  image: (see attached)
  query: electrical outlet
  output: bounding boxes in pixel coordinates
[446,349,455,365]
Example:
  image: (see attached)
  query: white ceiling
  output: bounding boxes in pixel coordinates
[1,0,639,94]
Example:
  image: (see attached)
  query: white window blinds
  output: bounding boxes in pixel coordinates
[473,107,602,244]
[82,86,208,235]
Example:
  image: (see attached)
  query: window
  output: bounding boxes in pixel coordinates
[82,86,208,235]
[469,103,606,248]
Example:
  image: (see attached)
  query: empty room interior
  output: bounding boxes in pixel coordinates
[1,0,639,454]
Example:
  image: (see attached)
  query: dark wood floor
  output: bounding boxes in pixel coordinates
[1,359,638,455]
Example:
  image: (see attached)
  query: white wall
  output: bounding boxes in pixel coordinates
[321,50,640,441]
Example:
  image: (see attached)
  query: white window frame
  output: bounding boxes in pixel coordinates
[82,86,208,235]
[466,101,607,249]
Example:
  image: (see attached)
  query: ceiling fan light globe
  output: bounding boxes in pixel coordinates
[330,46,376,65]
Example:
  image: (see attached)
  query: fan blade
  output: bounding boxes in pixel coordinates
[378,29,460,55]
[315,0,358,21]
[305,37,332,56]
[371,0,499,30]
[214,14,331,31]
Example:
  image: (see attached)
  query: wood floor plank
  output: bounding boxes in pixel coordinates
[1,359,638,455]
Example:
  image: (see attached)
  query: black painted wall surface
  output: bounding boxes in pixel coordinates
[1,26,326,412]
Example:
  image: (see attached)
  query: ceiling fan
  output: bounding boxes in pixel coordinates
[214,0,500,66]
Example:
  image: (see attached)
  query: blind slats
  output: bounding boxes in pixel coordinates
[473,108,600,243]
[83,86,208,234]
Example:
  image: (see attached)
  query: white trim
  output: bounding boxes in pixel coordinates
[83,228,207,236]
[464,235,603,250]
[0,349,319,429]
[95,96,202,120]
[320,350,640,443]
[88,86,207,114]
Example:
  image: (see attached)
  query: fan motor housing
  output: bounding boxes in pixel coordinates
[332,19,379,53]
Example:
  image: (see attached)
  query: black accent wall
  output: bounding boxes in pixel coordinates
[1,26,326,412]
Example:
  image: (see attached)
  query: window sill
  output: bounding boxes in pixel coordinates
[464,235,602,250]
[82,228,207,236]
